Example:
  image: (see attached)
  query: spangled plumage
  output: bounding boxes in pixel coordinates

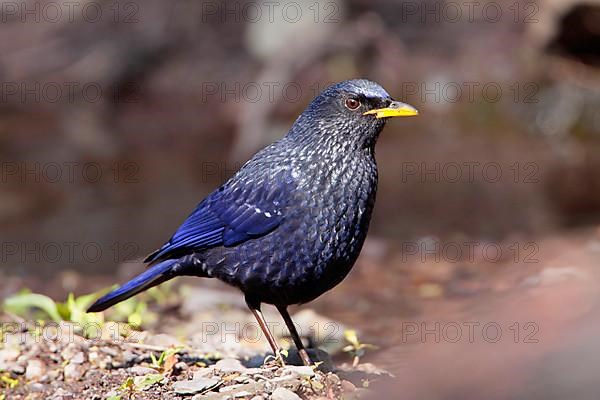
[88,79,417,366]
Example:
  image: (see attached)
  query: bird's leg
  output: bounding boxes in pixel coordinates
[277,305,313,366]
[247,301,286,366]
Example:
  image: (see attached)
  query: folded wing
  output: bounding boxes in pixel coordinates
[145,172,293,263]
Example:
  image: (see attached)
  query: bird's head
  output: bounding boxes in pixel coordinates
[289,79,418,149]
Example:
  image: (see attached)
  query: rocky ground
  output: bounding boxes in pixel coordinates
[4,228,600,399]
[0,316,394,400]
[0,285,390,400]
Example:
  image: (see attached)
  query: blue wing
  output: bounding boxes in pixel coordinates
[144,171,292,263]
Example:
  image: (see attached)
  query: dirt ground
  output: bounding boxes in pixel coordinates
[2,227,600,399]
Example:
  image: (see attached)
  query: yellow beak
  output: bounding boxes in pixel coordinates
[363,101,419,118]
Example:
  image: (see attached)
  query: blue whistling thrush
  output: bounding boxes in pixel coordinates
[88,79,418,366]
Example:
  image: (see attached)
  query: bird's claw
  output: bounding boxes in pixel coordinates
[263,350,287,368]
[276,350,287,367]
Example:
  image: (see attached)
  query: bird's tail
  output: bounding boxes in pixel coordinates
[87,259,179,312]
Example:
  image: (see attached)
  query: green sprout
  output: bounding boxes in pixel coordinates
[107,376,135,400]
[149,346,183,372]
[342,329,378,367]
[3,290,104,332]
[106,373,165,399]
[2,285,160,332]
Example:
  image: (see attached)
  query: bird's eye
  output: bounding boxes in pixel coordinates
[345,98,360,110]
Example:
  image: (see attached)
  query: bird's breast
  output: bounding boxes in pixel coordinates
[204,149,379,305]
[291,151,378,266]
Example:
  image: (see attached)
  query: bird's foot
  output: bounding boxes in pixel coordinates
[263,349,287,368]
[276,349,287,367]
[298,348,312,366]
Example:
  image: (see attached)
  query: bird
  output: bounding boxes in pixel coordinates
[88,79,418,366]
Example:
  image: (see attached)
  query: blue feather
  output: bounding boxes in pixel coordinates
[87,259,178,312]
[145,174,290,263]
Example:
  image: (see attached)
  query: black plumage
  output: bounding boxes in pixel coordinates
[88,79,418,366]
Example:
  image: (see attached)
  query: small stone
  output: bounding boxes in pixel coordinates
[193,368,214,379]
[215,358,247,373]
[70,352,85,364]
[0,348,20,364]
[269,375,298,385]
[271,387,301,400]
[60,343,79,361]
[220,381,264,396]
[28,382,46,392]
[88,351,99,364]
[122,351,137,364]
[49,387,74,400]
[129,366,159,375]
[64,363,84,381]
[10,364,25,375]
[192,392,227,400]
[47,369,61,380]
[173,377,221,395]
[25,359,46,381]
[283,365,314,378]
[244,368,265,375]
[326,373,340,385]
[174,361,189,371]
[100,347,118,357]
[234,374,251,383]
[341,380,356,392]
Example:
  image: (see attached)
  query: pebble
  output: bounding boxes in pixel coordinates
[49,387,74,400]
[234,375,251,383]
[174,361,189,372]
[64,363,84,381]
[270,387,301,400]
[0,348,20,364]
[215,358,247,373]
[244,368,266,375]
[193,368,215,379]
[341,380,356,392]
[100,347,118,357]
[130,366,160,375]
[28,382,46,392]
[25,359,46,381]
[173,377,221,394]
[61,343,79,361]
[47,369,61,380]
[70,352,85,364]
[10,364,25,375]
[283,365,314,378]
[192,392,228,400]
[122,351,137,364]
[88,351,99,364]
[219,381,264,396]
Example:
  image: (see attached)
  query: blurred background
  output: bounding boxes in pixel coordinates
[1,0,600,398]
